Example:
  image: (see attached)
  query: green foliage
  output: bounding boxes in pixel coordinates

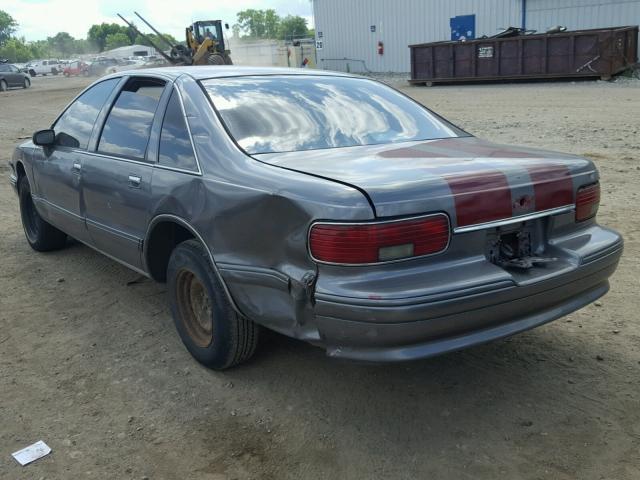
[48,32,74,57]
[134,32,179,49]
[0,9,17,46]
[87,23,130,52]
[0,37,47,63]
[104,32,130,50]
[277,15,309,40]
[236,9,282,39]
[234,9,309,40]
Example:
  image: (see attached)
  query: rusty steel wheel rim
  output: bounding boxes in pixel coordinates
[176,269,213,348]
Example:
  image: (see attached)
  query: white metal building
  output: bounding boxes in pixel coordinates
[102,44,158,59]
[312,0,640,72]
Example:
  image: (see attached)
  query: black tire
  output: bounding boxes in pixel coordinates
[167,239,259,369]
[0,80,6,92]
[207,54,225,65]
[18,175,67,251]
[29,70,36,77]
[23,77,30,89]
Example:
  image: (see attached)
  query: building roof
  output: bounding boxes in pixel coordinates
[103,44,157,54]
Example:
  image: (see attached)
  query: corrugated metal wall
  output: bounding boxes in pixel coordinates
[312,0,640,72]
[525,0,640,32]
[313,0,522,72]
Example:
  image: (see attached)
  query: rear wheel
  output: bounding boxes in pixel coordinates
[167,239,259,369]
[18,175,67,251]
[0,80,6,92]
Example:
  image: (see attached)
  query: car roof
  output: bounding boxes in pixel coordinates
[118,65,356,81]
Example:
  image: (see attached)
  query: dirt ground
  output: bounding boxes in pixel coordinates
[0,74,638,480]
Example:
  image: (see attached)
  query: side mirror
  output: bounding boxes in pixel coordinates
[225,23,229,30]
[32,129,55,147]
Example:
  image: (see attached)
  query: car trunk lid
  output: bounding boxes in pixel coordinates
[253,137,598,229]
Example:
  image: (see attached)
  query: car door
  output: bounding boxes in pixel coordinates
[30,78,121,243]
[82,76,170,270]
[7,65,23,86]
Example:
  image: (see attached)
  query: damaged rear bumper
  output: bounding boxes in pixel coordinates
[312,238,622,362]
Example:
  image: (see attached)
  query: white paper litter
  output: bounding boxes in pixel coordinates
[11,440,52,466]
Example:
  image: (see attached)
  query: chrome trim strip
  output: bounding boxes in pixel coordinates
[308,213,451,267]
[453,205,575,234]
[77,238,149,277]
[32,195,83,220]
[173,85,203,175]
[84,146,202,177]
[85,218,141,245]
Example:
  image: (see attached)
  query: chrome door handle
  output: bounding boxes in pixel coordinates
[128,175,141,187]
[72,162,81,172]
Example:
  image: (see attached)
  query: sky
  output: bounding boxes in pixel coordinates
[5,0,314,41]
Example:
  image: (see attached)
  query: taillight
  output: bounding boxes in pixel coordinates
[575,183,600,222]
[309,214,450,265]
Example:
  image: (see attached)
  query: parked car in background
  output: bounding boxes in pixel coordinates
[8,67,622,370]
[87,57,119,76]
[63,60,89,77]
[12,63,28,73]
[25,59,62,77]
[0,63,31,90]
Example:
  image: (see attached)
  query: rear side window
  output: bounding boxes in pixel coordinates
[98,77,165,160]
[158,90,198,171]
[53,78,119,149]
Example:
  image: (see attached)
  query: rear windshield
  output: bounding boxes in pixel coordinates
[202,75,466,154]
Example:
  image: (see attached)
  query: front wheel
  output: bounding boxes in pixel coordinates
[207,54,225,65]
[0,80,6,92]
[23,77,30,88]
[167,239,260,370]
[18,175,67,251]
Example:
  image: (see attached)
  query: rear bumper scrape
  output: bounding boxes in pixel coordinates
[314,243,621,362]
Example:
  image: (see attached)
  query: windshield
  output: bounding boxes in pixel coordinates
[202,75,467,154]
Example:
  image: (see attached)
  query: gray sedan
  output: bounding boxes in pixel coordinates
[0,63,31,90]
[8,67,622,369]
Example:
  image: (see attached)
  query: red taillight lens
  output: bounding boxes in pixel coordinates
[575,183,600,222]
[309,214,450,265]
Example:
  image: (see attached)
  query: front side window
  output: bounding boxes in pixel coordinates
[53,78,119,149]
[202,75,467,154]
[158,89,198,171]
[98,78,165,160]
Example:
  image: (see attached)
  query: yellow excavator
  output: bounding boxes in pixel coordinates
[118,12,233,66]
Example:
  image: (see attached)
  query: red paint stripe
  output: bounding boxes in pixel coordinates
[526,164,574,211]
[446,171,512,227]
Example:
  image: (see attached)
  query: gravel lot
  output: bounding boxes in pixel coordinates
[1,74,638,480]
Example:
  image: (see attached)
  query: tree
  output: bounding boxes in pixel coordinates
[0,9,18,46]
[88,23,129,52]
[104,32,131,51]
[235,9,286,39]
[134,32,179,49]
[277,15,309,40]
[48,32,75,57]
[264,9,280,39]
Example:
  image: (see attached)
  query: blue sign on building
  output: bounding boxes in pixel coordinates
[450,14,476,41]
